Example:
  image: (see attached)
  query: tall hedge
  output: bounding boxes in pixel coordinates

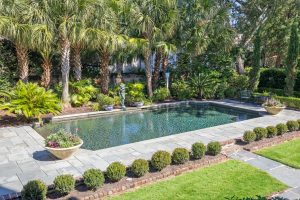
[249,30,262,91]
[284,23,299,96]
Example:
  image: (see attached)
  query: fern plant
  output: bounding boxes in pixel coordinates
[69,79,98,107]
[0,81,61,122]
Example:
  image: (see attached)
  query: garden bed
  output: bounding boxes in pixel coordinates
[46,154,227,200]
[243,131,300,152]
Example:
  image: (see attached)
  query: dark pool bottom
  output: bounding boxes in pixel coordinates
[36,103,260,151]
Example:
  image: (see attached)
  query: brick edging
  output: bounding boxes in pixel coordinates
[48,155,228,200]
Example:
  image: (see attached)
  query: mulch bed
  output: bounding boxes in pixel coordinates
[46,155,228,200]
[0,106,94,128]
[243,131,300,152]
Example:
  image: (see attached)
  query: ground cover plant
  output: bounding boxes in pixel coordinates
[256,138,300,169]
[110,160,287,200]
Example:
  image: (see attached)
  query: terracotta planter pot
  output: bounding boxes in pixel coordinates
[45,140,83,159]
[263,106,285,115]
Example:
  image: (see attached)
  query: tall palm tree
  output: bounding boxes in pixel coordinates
[127,0,177,97]
[43,0,96,106]
[0,0,32,82]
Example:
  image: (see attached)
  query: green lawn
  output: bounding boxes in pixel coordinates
[256,138,300,169]
[110,160,286,200]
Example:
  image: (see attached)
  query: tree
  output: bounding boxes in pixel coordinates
[284,22,299,96]
[128,0,177,97]
[249,30,262,91]
[0,0,32,82]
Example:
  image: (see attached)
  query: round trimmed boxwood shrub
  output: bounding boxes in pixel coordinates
[172,148,190,164]
[53,174,75,195]
[207,142,221,156]
[131,159,149,177]
[21,180,47,200]
[253,127,268,140]
[151,150,171,171]
[106,162,126,182]
[83,169,105,190]
[297,119,300,128]
[266,126,278,138]
[286,120,299,132]
[276,123,288,135]
[243,131,256,143]
[191,142,206,159]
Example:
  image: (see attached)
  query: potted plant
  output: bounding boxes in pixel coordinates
[45,130,83,159]
[98,94,114,111]
[262,97,285,115]
[127,83,145,107]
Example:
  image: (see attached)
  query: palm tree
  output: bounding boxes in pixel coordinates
[127,0,177,97]
[0,0,32,82]
[43,0,96,106]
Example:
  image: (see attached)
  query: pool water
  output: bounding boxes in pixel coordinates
[36,103,260,150]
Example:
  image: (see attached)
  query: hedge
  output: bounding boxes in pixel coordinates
[258,68,300,91]
[275,96,300,109]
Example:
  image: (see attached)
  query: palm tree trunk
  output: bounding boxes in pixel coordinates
[152,49,162,90]
[15,44,29,82]
[41,58,52,89]
[143,51,153,97]
[99,50,110,94]
[162,54,169,81]
[275,55,282,68]
[73,46,82,81]
[60,37,71,106]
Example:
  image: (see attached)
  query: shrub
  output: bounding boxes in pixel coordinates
[45,130,81,148]
[0,81,61,121]
[53,174,75,195]
[274,96,300,109]
[126,82,145,103]
[243,131,256,143]
[21,180,47,200]
[106,162,126,182]
[298,119,300,128]
[153,87,170,102]
[83,169,105,190]
[69,79,98,107]
[266,126,278,138]
[171,80,193,100]
[253,127,268,140]
[276,123,288,135]
[172,148,190,164]
[286,120,299,132]
[207,142,221,156]
[130,159,149,177]
[191,142,206,159]
[97,94,115,110]
[151,150,171,171]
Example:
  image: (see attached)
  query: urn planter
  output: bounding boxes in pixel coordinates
[45,140,83,159]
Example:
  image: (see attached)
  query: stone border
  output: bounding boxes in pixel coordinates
[243,131,300,152]
[46,154,228,200]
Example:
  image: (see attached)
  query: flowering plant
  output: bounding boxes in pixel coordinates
[263,97,285,107]
[45,130,81,148]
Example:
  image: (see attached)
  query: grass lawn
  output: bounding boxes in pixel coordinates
[256,138,300,169]
[110,160,286,200]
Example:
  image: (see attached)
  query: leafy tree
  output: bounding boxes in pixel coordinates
[249,30,262,91]
[284,22,299,96]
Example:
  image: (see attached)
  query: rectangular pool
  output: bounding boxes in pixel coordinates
[36,103,260,150]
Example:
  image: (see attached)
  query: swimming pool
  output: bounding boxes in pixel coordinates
[36,102,260,150]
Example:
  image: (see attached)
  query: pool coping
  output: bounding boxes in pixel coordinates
[50,100,263,123]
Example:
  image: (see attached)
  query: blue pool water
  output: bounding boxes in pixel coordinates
[36,103,259,150]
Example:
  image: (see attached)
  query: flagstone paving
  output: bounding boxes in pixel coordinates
[1,100,300,197]
[229,150,300,200]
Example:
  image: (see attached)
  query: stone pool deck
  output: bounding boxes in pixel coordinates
[1,100,300,197]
